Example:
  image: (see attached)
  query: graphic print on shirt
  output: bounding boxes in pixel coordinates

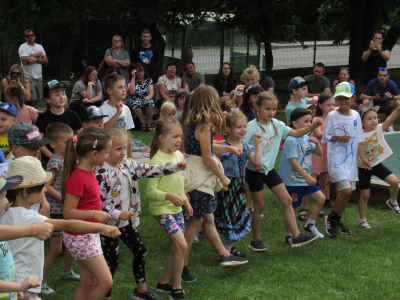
[29,49,40,56]
[333,123,356,167]
[139,50,153,64]
[289,144,314,183]
[115,116,126,131]
[261,136,275,152]
[361,132,384,165]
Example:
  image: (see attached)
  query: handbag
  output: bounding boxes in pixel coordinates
[98,48,112,73]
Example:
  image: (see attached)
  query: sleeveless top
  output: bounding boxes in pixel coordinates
[184,123,213,156]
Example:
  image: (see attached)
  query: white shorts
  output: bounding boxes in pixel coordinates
[336,180,356,192]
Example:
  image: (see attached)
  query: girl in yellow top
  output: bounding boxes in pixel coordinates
[146,118,192,300]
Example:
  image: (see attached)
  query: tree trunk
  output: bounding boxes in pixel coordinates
[383,11,400,50]
[348,0,366,78]
[59,29,80,80]
[261,14,273,76]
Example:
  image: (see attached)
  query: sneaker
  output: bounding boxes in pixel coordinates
[156,282,173,294]
[132,288,161,300]
[41,284,56,295]
[285,236,292,244]
[248,239,268,252]
[358,221,371,229]
[386,124,395,132]
[325,216,338,237]
[181,266,196,282]
[61,270,80,281]
[291,233,318,248]
[386,199,400,215]
[169,289,185,300]
[219,254,248,269]
[229,247,247,258]
[338,222,352,234]
[193,230,199,243]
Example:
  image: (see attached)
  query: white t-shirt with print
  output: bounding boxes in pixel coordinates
[321,110,364,182]
[100,103,135,132]
[2,207,47,293]
[18,42,46,79]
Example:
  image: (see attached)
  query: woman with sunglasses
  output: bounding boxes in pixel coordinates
[104,35,131,80]
[1,64,31,103]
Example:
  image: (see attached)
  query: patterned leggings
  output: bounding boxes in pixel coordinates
[100,223,147,297]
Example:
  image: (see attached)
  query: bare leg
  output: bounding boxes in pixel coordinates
[43,235,63,282]
[64,248,74,272]
[385,174,399,201]
[250,190,264,240]
[246,183,253,212]
[202,213,229,256]
[145,106,154,127]
[134,108,145,124]
[309,191,325,220]
[333,188,352,216]
[183,218,203,264]
[358,189,370,219]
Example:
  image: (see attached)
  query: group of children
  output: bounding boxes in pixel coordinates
[0,64,399,300]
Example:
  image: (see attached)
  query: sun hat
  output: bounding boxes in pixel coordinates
[234,85,245,97]
[80,106,108,122]
[0,175,23,192]
[289,107,311,128]
[333,81,354,98]
[43,79,70,98]
[8,123,52,149]
[288,76,312,92]
[7,156,52,189]
[0,102,18,118]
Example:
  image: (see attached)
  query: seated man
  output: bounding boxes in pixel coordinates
[303,62,331,97]
[182,61,205,92]
[360,67,400,132]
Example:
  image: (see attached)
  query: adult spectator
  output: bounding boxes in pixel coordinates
[182,62,205,92]
[127,63,154,132]
[360,68,400,131]
[156,61,182,109]
[213,62,236,105]
[1,64,31,103]
[69,66,103,114]
[104,34,131,80]
[332,67,357,110]
[361,30,390,87]
[133,29,160,100]
[18,29,48,108]
[303,63,331,97]
[259,72,275,93]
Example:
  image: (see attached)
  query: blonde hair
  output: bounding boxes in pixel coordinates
[255,91,278,134]
[240,67,260,83]
[161,101,177,116]
[224,110,247,139]
[8,64,28,85]
[111,35,124,50]
[105,128,127,142]
[150,118,182,159]
[183,85,226,135]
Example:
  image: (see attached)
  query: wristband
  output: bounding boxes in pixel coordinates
[30,224,33,237]
[36,57,40,63]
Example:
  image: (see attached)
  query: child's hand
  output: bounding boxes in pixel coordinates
[306,175,317,186]
[119,211,134,221]
[177,161,187,170]
[33,222,54,241]
[312,96,318,102]
[19,275,40,292]
[93,211,111,223]
[17,292,23,300]
[165,193,184,207]
[183,201,193,217]
[255,164,263,172]
[339,135,351,143]
[254,133,262,144]
[117,101,123,115]
[309,137,319,145]
[101,225,121,238]
[361,158,372,170]
[222,176,231,189]
[312,118,323,128]
[230,147,243,157]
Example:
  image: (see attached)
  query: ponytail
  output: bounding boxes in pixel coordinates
[61,138,77,202]
[150,118,182,159]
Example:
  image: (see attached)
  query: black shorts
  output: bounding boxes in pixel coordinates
[373,100,392,116]
[358,163,393,190]
[245,168,283,192]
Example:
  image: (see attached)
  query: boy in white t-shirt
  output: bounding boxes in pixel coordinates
[321,82,371,237]
[100,73,135,159]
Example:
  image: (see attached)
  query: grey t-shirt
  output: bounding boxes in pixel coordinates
[104,49,130,80]
[182,73,205,92]
[303,75,330,94]
[70,80,103,103]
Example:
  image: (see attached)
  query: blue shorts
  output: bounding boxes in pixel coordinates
[286,185,320,208]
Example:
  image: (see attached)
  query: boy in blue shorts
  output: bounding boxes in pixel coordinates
[279,108,326,242]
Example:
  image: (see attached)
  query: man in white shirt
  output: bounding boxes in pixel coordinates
[19,29,48,108]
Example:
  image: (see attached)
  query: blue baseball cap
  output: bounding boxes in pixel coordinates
[288,76,312,92]
[0,102,18,118]
[0,175,23,192]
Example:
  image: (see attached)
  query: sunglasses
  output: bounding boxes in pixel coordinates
[11,72,21,76]
[142,29,151,33]
[25,34,35,38]
[113,40,122,43]
[379,67,388,71]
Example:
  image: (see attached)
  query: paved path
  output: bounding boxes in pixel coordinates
[133,151,150,165]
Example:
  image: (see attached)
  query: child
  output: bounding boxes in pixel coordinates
[160,101,177,119]
[231,85,244,111]
[80,106,108,129]
[100,74,134,159]
[240,84,264,122]
[174,89,189,121]
[357,103,400,228]
[214,110,262,256]
[278,108,326,240]
[61,127,122,299]
[182,85,248,282]
[97,128,186,300]
[146,118,192,300]
[243,91,322,249]
[3,156,120,300]
[322,82,371,237]
[307,104,317,118]
[36,79,83,170]
[240,67,259,85]
[0,102,18,160]
[4,85,38,124]
[286,76,318,126]
[42,123,78,295]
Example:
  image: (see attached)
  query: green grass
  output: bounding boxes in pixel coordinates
[41,115,400,299]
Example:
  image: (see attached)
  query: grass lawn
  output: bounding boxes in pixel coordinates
[41,112,400,300]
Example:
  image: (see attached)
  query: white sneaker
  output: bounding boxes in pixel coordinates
[386,124,394,132]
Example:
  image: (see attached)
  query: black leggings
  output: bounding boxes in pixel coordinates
[100,223,147,297]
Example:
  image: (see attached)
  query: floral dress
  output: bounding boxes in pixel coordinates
[126,78,154,110]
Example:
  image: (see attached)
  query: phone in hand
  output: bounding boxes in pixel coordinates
[11,74,18,81]
[379,94,385,98]
[374,38,381,45]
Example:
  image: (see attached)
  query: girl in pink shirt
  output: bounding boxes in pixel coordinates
[4,85,37,123]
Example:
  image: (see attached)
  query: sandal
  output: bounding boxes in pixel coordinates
[229,247,247,258]
[141,123,149,132]
[297,209,308,221]
[318,210,328,218]
[146,123,154,131]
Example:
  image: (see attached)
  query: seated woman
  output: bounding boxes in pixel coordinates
[332,67,357,110]
[156,61,182,109]
[1,64,31,104]
[69,66,103,114]
[126,63,154,132]
[213,62,236,106]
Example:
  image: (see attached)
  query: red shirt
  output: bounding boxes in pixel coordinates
[65,168,101,235]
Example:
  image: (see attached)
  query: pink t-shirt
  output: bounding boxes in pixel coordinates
[18,105,38,124]
[311,117,328,174]
[65,168,101,235]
